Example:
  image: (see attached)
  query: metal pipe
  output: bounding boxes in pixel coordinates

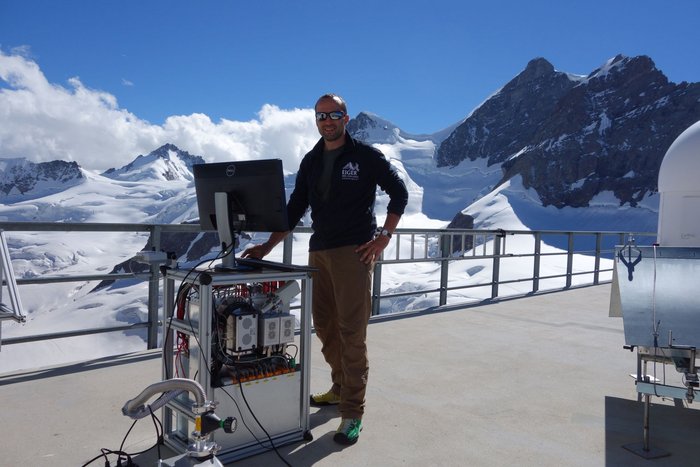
[122,378,207,420]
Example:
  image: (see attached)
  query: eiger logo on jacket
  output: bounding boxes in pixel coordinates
[341,162,360,181]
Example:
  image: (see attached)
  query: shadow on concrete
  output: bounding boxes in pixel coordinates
[605,396,700,467]
[0,350,161,386]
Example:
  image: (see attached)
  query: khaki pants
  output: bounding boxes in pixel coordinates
[309,245,373,419]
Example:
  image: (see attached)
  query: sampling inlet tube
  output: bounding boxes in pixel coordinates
[122,378,208,420]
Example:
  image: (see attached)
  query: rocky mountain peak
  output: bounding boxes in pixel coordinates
[102,143,205,181]
[521,57,556,80]
[150,143,181,158]
[436,54,700,209]
[347,111,402,144]
[437,56,575,167]
[0,158,84,202]
[584,55,666,89]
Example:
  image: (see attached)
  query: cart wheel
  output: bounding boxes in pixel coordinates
[303,430,314,441]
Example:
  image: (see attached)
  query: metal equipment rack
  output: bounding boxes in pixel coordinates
[160,260,314,463]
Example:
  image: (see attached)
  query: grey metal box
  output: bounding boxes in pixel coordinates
[615,245,700,348]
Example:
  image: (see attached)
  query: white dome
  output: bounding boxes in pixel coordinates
[658,120,700,192]
[657,120,700,246]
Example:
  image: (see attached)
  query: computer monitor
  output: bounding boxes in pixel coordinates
[193,159,289,270]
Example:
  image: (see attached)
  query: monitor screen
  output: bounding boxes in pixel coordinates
[193,159,289,269]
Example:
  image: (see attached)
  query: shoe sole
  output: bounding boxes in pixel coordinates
[333,427,362,445]
[333,433,358,445]
[309,395,340,407]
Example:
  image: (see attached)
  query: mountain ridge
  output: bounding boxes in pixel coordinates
[0,158,84,202]
[435,54,700,209]
[2,54,698,234]
[101,143,205,181]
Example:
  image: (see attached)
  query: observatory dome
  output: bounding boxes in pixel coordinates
[657,120,700,246]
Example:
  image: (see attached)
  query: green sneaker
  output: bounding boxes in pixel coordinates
[310,389,340,406]
[333,418,362,445]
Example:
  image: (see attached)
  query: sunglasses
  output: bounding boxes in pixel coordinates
[315,111,346,121]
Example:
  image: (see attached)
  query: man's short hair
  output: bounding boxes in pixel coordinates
[316,93,347,113]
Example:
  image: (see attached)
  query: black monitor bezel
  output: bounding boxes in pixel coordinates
[192,159,289,269]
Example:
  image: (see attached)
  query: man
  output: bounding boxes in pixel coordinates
[243,93,408,445]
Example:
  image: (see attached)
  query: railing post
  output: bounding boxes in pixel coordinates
[395,233,401,260]
[533,232,541,293]
[594,233,602,285]
[147,226,162,349]
[566,232,574,289]
[410,233,415,260]
[491,232,503,299]
[371,261,382,316]
[282,234,293,265]
[439,258,449,306]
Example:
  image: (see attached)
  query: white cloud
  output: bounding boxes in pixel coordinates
[0,50,319,172]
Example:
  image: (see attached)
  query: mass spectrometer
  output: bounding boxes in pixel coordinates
[160,263,314,464]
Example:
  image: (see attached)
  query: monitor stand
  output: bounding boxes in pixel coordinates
[213,192,254,272]
[214,235,254,272]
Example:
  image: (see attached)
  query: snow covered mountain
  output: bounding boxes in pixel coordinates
[1,53,697,372]
[3,54,691,236]
[347,54,700,234]
[102,143,205,181]
[437,55,700,213]
[0,158,83,203]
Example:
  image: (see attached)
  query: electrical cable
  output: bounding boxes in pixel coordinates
[163,280,193,380]
[285,343,299,361]
[148,406,163,462]
[118,419,138,457]
[163,241,235,379]
[237,378,294,467]
[217,377,270,448]
[82,409,166,466]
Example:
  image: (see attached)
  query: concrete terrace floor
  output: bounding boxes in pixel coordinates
[2,284,700,467]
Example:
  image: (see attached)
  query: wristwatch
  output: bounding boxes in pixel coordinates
[376,228,392,239]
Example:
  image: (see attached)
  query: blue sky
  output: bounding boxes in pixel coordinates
[2,0,698,133]
[0,1,698,171]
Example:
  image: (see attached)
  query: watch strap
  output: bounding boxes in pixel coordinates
[376,228,392,239]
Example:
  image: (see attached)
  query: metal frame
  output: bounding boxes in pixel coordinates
[160,263,313,463]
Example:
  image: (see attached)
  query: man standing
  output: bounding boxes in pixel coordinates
[243,93,408,445]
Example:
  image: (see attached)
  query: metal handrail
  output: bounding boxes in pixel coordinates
[0,221,656,348]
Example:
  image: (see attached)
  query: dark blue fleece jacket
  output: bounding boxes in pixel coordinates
[287,133,408,251]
